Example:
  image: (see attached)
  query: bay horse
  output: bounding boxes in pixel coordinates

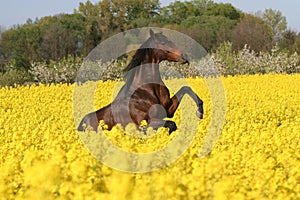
[77,29,204,134]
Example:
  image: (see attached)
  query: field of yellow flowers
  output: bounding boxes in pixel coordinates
[0,74,299,199]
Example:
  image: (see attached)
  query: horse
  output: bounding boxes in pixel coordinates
[77,29,204,134]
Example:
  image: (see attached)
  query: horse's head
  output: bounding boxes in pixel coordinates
[149,29,189,64]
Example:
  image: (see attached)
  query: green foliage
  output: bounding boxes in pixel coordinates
[154,0,241,50]
[204,2,242,20]
[0,13,100,69]
[0,24,40,70]
[231,14,273,52]
[278,29,300,54]
[0,68,33,87]
[256,9,287,41]
[212,42,236,75]
[1,0,290,70]
[77,0,160,32]
[181,15,237,50]
[0,42,299,86]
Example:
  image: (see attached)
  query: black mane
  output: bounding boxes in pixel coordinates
[123,37,154,74]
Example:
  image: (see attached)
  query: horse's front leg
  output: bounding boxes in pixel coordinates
[167,86,204,119]
[148,118,177,134]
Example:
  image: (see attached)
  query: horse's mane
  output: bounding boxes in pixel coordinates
[123,37,154,78]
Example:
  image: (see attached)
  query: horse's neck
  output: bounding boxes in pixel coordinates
[130,62,163,86]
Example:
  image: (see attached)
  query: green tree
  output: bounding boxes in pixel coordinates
[84,19,101,55]
[0,24,41,70]
[278,29,297,52]
[204,2,242,20]
[77,0,160,33]
[41,22,72,61]
[231,14,273,52]
[59,14,89,56]
[157,0,241,50]
[292,33,300,54]
[159,0,213,24]
[78,0,100,17]
[38,14,99,60]
[77,0,125,37]
[181,15,237,50]
[0,29,16,66]
[22,24,42,62]
[256,9,287,41]
[126,0,160,22]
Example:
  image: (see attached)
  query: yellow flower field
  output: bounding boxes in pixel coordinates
[0,74,299,199]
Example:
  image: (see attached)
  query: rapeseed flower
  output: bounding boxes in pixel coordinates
[0,74,299,199]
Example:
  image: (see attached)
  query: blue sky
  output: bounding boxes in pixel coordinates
[0,0,299,31]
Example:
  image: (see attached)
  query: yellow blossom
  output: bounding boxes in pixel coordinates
[0,74,299,199]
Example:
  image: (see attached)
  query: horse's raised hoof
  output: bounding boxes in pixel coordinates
[196,110,203,119]
[164,120,177,134]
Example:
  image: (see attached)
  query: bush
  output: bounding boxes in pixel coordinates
[1,43,299,86]
[160,56,220,78]
[213,42,299,75]
[0,68,33,87]
[29,56,82,84]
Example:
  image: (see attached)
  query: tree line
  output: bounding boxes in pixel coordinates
[0,0,299,71]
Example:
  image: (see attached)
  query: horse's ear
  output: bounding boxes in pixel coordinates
[150,29,155,38]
